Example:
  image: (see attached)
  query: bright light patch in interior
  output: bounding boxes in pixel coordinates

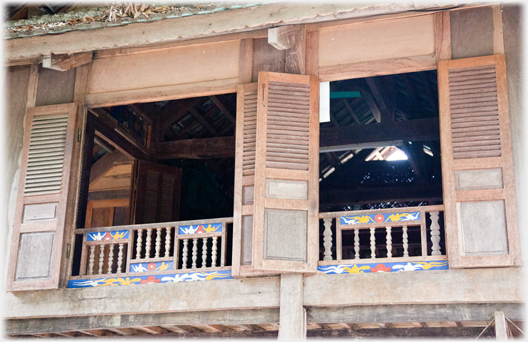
[319,82,330,123]
[386,149,408,161]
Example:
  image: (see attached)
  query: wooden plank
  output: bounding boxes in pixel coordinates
[279,273,305,339]
[304,268,523,307]
[319,54,437,82]
[87,40,239,95]
[493,5,505,54]
[435,11,452,61]
[156,136,235,159]
[89,150,132,185]
[42,52,93,71]
[319,14,435,67]
[6,308,280,334]
[239,38,254,84]
[85,77,239,108]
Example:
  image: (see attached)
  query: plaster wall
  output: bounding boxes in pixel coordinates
[502,4,526,265]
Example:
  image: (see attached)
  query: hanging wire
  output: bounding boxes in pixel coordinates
[505,316,526,336]
[475,318,495,340]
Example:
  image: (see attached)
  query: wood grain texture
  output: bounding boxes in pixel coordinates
[435,11,452,61]
[438,54,521,268]
[7,103,77,291]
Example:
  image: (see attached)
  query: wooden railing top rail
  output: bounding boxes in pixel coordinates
[74,216,234,234]
[318,204,445,219]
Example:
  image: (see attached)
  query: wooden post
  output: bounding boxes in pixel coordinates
[279,273,305,340]
[495,311,509,340]
[323,218,333,261]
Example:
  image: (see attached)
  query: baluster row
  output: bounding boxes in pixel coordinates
[321,210,442,261]
[134,226,174,260]
[179,236,220,269]
[87,243,126,275]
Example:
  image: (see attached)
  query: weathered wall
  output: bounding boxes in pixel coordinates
[450,7,495,59]
[502,4,525,264]
[35,67,76,106]
[3,66,31,273]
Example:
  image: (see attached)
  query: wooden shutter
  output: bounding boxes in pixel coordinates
[131,160,182,224]
[7,103,77,291]
[251,72,319,273]
[233,83,276,276]
[438,54,521,268]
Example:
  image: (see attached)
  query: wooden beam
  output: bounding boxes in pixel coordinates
[88,111,148,160]
[89,150,132,185]
[365,77,394,123]
[495,311,509,340]
[159,97,202,129]
[210,95,236,123]
[268,25,306,74]
[319,185,443,207]
[129,104,153,125]
[157,136,235,160]
[320,118,440,152]
[306,304,524,325]
[133,326,169,335]
[306,326,493,338]
[42,52,93,71]
[268,26,300,50]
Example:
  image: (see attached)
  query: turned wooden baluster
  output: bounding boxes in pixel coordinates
[402,226,409,257]
[192,238,198,269]
[202,238,208,268]
[165,227,172,258]
[88,245,96,275]
[107,244,114,274]
[182,239,189,270]
[117,243,124,273]
[98,244,105,275]
[145,228,152,259]
[136,229,143,259]
[370,228,376,259]
[323,218,333,261]
[354,229,360,259]
[155,227,162,258]
[430,211,442,256]
[386,226,392,258]
[212,237,218,267]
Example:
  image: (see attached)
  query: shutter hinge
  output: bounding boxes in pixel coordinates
[66,243,71,258]
[77,130,82,143]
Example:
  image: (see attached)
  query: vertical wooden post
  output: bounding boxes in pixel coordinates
[322,218,333,261]
[495,311,509,340]
[354,229,360,259]
[430,211,442,256]
[279,273,305,340]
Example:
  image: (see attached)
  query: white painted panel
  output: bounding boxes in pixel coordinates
[319,14,435,67]
[88,40,240,94]
[265,179,308,200]
[458,200,508,256]
[455,168,503,191]
[22,203,58,222]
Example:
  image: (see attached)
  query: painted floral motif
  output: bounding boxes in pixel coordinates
[340,212,420,226]
[140,275,161,284]
[179,223,222,235]
[318,260,448,275]
[130,261,173,273]
[370,264,391,272]
[87,230,128,241]
[68,270,233,288]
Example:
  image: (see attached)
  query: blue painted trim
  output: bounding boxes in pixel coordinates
[318,260,449,274]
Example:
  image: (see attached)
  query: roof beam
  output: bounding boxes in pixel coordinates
[365,77,394,123]
[268,25,306,74]
[320,118,439,153]
[156,136,235,160]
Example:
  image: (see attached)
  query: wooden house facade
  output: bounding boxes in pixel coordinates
[3,2,525,338]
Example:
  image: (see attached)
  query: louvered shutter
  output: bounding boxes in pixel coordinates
[131,160,182,224]
[233,83,278,276]
[7,103,77,291]
[438,54,521,268]
[251,72,319,273]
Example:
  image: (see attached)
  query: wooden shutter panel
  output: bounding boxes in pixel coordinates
[7,103,77,291]
[233,83,275,276]
[438,54,521,268]
[131,160,182,224]
[252,72,319,273]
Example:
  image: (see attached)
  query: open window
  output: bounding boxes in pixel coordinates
[71,93,237,277]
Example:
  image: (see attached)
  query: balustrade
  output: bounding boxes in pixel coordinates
[319,205,446,265]
[73,217,232,280]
